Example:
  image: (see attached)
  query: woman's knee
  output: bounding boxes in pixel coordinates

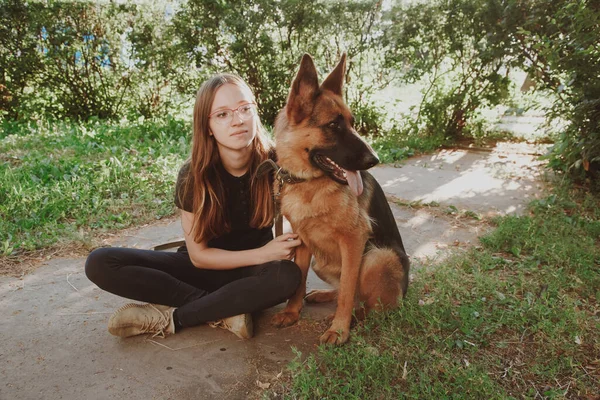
[84,247,116,285]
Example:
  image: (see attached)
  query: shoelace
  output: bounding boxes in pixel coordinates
[208,315,248,331]
[143,304,169,338]
[208,320,226,329]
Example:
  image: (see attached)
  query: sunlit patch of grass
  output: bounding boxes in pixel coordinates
[0,118,190,256]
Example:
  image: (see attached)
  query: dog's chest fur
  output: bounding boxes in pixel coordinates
[280,178,372,275]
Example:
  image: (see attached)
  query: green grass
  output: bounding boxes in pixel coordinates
[369,127,444,164]
[0,118,190,255]
[271,185,600,399]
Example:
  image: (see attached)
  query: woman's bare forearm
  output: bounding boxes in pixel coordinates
[188,246,264,270]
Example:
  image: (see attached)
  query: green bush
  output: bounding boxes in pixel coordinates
[1,0,392,129]
[512,0,600,181]
[383,0,513,141]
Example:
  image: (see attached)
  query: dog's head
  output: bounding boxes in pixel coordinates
[274,53,379,197]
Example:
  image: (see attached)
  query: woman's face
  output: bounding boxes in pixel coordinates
[209,83,257,152]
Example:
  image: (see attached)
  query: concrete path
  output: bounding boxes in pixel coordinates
[0,144,548,400]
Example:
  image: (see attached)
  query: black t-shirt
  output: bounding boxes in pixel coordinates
[174,161,273,251]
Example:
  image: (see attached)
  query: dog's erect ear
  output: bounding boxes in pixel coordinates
[320,53,346,96]
[287,54,319,125]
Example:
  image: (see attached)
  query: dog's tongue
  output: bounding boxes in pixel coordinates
[344,169,363,196]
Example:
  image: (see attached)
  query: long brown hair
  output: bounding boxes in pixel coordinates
[182,74,274,243]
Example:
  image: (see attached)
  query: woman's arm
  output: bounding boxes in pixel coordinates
[180,210,301,270]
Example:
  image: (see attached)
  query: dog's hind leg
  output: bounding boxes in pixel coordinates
[357,248,407,318]
[305,289,337,303]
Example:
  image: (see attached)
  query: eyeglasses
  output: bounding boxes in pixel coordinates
[209,103,257,125]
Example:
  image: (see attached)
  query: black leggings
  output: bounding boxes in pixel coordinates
[84,247,301,329]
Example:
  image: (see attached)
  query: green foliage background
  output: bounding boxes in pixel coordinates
[1,0,598,179]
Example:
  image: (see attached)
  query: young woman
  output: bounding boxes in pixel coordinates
[85,74,302,339]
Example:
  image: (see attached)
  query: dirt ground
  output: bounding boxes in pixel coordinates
[0,143,549,400]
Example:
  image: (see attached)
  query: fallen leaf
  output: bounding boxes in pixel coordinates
[583,159,590,171]
[256,380,270,390]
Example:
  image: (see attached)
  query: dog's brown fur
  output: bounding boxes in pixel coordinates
[271,54,410,345]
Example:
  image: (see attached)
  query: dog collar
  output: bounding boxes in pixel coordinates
[256,159,306,185]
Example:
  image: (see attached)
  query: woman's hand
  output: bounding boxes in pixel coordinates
[183,209,303,269]
[258,233,302,263]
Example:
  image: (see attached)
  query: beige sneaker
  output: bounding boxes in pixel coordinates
[108,303,175,338]
[209,313,253,339]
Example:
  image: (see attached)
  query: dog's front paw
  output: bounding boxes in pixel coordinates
[271,310,300,328]
[319,328,349,345]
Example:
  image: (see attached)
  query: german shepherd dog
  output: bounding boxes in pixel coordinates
[270,54,410,345]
